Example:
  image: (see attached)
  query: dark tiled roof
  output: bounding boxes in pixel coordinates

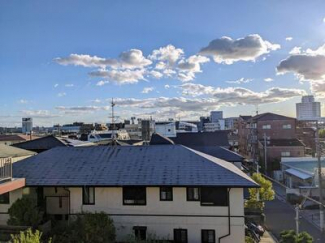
[150,133,175,145]
[13,145,258,188]
[13,135,66,152]
[260,139,305,147]
[170,131,229,147]
[251,113,295,122]
[189,146,244,162]
[239,116,252,121]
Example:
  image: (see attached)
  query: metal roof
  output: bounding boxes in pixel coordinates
[188,146,244,162]
[13,145,258,188]
[285,168,312,180]
[0,144,36,158]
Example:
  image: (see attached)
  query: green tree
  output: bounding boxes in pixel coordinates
[280,230,313,243]
[7,197,43,227]
[10,228,51,243]
[245,173,275,211]
[51,212,115,243]
[245,236,255,243]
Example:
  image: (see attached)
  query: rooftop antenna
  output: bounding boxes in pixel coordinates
[110,98,117,146]
[255,104,259,115]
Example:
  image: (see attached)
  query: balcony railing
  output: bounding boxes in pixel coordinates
[0,157,12,181]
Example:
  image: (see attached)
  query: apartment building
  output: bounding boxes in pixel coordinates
[1,145,258,243]
[238,113,305,171]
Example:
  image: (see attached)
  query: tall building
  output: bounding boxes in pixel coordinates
[22,118,33,134]
[296,95,321,120]
[210,111,223,123]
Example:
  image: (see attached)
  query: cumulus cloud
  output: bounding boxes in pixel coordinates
[180,83,306,105]
[141,87,154,94]
[119,49,152,69]
[199,34,280,64]
[54,84,59,88]
[277,44,325,81]
[226,77,253,84]
[285,37,293,41]
[264,78,273,82]
[149,45,184,66]
[54,54,119,68]
[177,55,210,82]
[164,84,170,89]
[90,69,146,84]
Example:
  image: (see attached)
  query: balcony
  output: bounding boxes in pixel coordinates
[0,157,25,194]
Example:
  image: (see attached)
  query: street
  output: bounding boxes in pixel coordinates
[264,183,325,242]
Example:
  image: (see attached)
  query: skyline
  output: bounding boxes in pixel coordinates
[2,1,325,126]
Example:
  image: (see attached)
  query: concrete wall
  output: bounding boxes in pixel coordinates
[68,187,245,243]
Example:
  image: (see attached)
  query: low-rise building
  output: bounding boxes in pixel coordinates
[2,145,258,242]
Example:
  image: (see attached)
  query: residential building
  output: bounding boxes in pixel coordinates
[296,95,321,121]
[225,117,239,131]
[0,144,36,163]
[22,118,33,134]
[0,134,39,146]
[2,145,258,242]
[176,121,198,133]
[13,135,94,153]
[238,113,305,171]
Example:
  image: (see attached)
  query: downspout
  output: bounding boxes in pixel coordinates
[218,188,231,243]
[63,187,71,225]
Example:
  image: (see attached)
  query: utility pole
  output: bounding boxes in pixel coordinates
[263,133,267,175]
[316,120,324,231]
[295,204,300,236]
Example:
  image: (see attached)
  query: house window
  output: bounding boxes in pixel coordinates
[0,192,9,204]
[202,230,215,243]
[82,187,95,205]
[133,226,147,240]
[262,124,271,129]
[160,187,173,201]
[174,229,188,243]
[200,187,228,206]
[283,124,292,129]
[187,187,200,201]
[281,151,291,157]
[123,187,146,205]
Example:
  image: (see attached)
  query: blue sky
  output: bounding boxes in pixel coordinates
[1,0,325,126]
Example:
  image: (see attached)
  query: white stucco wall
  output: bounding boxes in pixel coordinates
[68,187,244,243]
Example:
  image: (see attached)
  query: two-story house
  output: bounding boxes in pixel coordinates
[0,145,258,243]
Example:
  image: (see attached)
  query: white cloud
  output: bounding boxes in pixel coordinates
[54,83,59,88]
[58,92,66,97]
[285,37,293,41]
[289,46,301,55]
[226,77,253,84]
[96,80,109,86]
[277,44,325,81]
[21,110,59,119]
[55,105,108,115]
[264,78,273,82]
[177,55,210,81]
[54,54,118,68]
[119,49,152,69]
[323,17,325,23]
[199,34,280,64]
[180,83,306,105]
[90,69,146,84]
[148,70,163,79]
[65,84,74,87]
[164,84,170,89]
[149,45,184,66]
[141,87,154,94]
[18,99,28,104]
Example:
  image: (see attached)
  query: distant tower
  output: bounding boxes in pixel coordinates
[296,95,321,120]
[22,118,33,134]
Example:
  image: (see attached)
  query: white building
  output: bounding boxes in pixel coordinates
[22,117,33,134]
[155,122,176,137]
[2,145,258,243]
[210,111,223,123]
[296,95,321,121]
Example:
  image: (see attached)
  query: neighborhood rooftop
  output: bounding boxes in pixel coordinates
[12,145,258,188]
